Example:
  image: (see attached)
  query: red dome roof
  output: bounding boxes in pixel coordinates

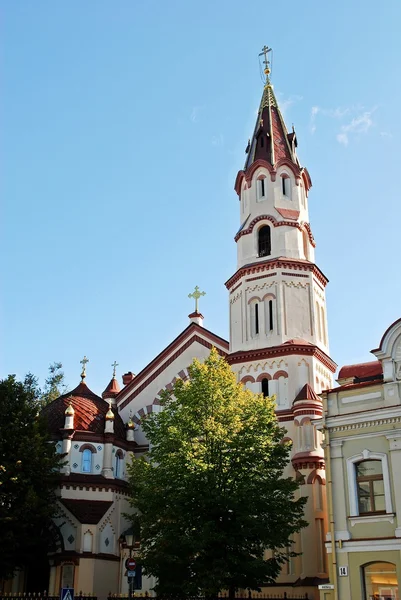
[41,381,126,440]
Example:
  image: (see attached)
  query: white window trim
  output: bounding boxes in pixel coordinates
[346,449,393,517]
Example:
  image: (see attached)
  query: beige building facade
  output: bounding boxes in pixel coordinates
[317,318,401,600]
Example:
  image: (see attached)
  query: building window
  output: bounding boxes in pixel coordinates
[356,460,385,514]
[115,450,123,479]
[347,451,393,517]
[257,177,266,200]
[258,225,271,257]
[82,448,93,473]
[268,299,273,330]
[281,174,291,198]
[250,301,260,338]
[261,378,269,398]
[362,562,398,600]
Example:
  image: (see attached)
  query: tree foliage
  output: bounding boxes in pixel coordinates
[127,349,307,597]
[0,374,62,580]
[40,362,67,407]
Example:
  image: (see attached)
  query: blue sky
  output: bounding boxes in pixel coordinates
[2,0,401,393]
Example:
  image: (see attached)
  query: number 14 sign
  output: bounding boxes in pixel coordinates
[339,566,348,577]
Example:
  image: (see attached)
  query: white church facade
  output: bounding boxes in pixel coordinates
[7,49,344,600]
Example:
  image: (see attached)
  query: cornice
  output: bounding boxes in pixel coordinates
[228,343,337,373]
[225,257,328,290]
[233,213,316,247]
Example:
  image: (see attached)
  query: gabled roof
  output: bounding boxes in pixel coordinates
[293,383,321,404]
[117,322,228,410]
[60,499,112,524]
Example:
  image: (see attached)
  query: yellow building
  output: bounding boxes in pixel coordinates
[317,318,401,600]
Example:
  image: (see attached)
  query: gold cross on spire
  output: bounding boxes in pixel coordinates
[188,286,206,313]
[111,360,119,378]
[80,355,89,381]
[259,44,272,81]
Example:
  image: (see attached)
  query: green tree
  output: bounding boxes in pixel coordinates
[127,349,307,598]
[40,362,66,407]
[0,374,62,581]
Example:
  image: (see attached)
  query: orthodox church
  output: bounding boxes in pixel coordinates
[18,48,338,600]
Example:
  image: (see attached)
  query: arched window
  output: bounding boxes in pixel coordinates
[115,450,123,479]
[281,174,291,198]
[250,302,259,337]
[362,562,398,599]
[261,378,269,398]
[258,225,271,257]
[257,176,266,200]
[356,460,385,514]
[82,448,93,473]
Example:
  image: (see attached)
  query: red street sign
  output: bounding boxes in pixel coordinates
[125,558,137,571]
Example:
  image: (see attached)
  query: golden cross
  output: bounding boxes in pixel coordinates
[259,44,272,80]
[111,360,119,377]
[80,355,89,381]
[188,286,206,313]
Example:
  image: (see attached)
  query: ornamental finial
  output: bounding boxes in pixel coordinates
[259,44,272,84]
[80,355,89,382]
[188,286,206,313]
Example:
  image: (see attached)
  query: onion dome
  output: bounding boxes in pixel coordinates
[65,403,74,416]
[106,402,115,420]
[41,380,126,441]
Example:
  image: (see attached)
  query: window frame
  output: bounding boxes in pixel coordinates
[258,225,271,257]
[356,460,385,514]
[81,448,93,473]
[346,451,393,517]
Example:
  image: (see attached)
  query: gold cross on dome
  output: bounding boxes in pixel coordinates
[259,44,272,79]
[188,286,206,313]
[111,360,119,377]
[80,355,89,381]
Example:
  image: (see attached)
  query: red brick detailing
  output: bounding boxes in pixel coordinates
[256,373,272,382]
[146,404,153,413]
[282,272,309,278]
[138,408,145,417]
[228,343,336,373]
[241,375,255,384]
[275,208,300,220]
[225,258,328,290]
[307,470,326,485]
[118,326,228,410]
[234,160,278,195]
[303,223,316,247]
[78,443,97,453]
[230,282,242,294]
[234,214,316,248]
[60,499,112,524]
[273,370,288,380]
[122,372,135,385]
[246,272,277,282]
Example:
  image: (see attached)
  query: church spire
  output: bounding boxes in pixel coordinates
[244,45,299,171]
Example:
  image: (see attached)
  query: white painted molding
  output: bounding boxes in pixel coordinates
[349,513,395,526]
[346,449,393,516]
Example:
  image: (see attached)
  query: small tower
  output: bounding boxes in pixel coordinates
[226,47,337,596]
[102,361,121,405]
[188,286,206,326]
[64,401,75,429]
[105,401,115,434]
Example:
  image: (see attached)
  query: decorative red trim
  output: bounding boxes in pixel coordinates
[273,370,288,380]
[301,168,312,193]
[230,282,242,294]
[275,158,302,182]
[234,214,316,248]
[79,443,97,453]
[275,208,300,220]
[240,375,255,384]
[307,470,326,485]
[118,324,228,409]
[256,373,272,382]
[188,311,204,319]
[371,317,401,353]
[246,272,277,283]
[225,258,328,290]
[228,343,337,373]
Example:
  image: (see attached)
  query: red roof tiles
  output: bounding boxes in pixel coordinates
[338,361,382,381]
[41,381,126,440]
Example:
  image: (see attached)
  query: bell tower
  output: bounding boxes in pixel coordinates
[227,47,336,595]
